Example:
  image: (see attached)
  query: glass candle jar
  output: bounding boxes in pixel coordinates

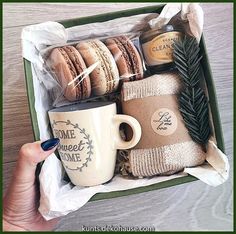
[140,24,183,73]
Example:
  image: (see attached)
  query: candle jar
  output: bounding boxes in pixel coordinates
[140,24,183,73]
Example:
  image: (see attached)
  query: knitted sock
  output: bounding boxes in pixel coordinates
[121,73,206,177]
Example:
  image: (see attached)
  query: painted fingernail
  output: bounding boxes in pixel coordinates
[41,138,60,151]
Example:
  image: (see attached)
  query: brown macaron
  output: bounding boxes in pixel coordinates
[47,46,91,101]
[63,46,91,99]
[76,40,120,96]
[105,35,144,82]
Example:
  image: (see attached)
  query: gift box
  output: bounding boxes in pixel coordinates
[22,4,227,219]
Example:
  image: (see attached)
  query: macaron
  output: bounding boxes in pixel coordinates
[105,36,144,82]
[76,40,120,96]
[47,46,91,101]
[63,46,91,99]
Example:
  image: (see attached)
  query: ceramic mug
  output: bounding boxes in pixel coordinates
[48,101,141,186]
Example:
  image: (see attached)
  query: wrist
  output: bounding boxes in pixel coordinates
[3,217,26,231]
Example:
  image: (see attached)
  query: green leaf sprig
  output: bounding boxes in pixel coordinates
[173,36,211,152]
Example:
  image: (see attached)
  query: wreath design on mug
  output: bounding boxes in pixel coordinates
[51,120,93,172]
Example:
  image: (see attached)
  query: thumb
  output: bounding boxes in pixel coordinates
[14,138,60,184]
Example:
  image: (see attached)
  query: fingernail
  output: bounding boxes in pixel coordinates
[41,138,60,151]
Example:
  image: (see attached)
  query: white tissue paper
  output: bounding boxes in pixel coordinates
[21,3,229,220]
[149,3,203,42]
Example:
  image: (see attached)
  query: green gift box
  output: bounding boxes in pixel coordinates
[23,4,225,201]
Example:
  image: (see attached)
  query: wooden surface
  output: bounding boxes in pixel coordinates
[3,3,233,231]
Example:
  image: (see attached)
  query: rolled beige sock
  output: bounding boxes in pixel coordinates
[121,73,206,177]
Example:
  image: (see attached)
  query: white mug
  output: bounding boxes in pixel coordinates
[48,101,141,186]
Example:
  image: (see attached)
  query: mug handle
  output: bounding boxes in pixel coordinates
[112,114,141,150]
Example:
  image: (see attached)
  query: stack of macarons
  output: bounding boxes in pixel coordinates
[47,35,143,102]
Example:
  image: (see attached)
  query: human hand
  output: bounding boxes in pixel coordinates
[3,138,60,231]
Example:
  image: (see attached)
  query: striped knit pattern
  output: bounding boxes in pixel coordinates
[122,73,181,101]
[130,141,206,177]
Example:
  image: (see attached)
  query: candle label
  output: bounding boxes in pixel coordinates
[142,31,182,66]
